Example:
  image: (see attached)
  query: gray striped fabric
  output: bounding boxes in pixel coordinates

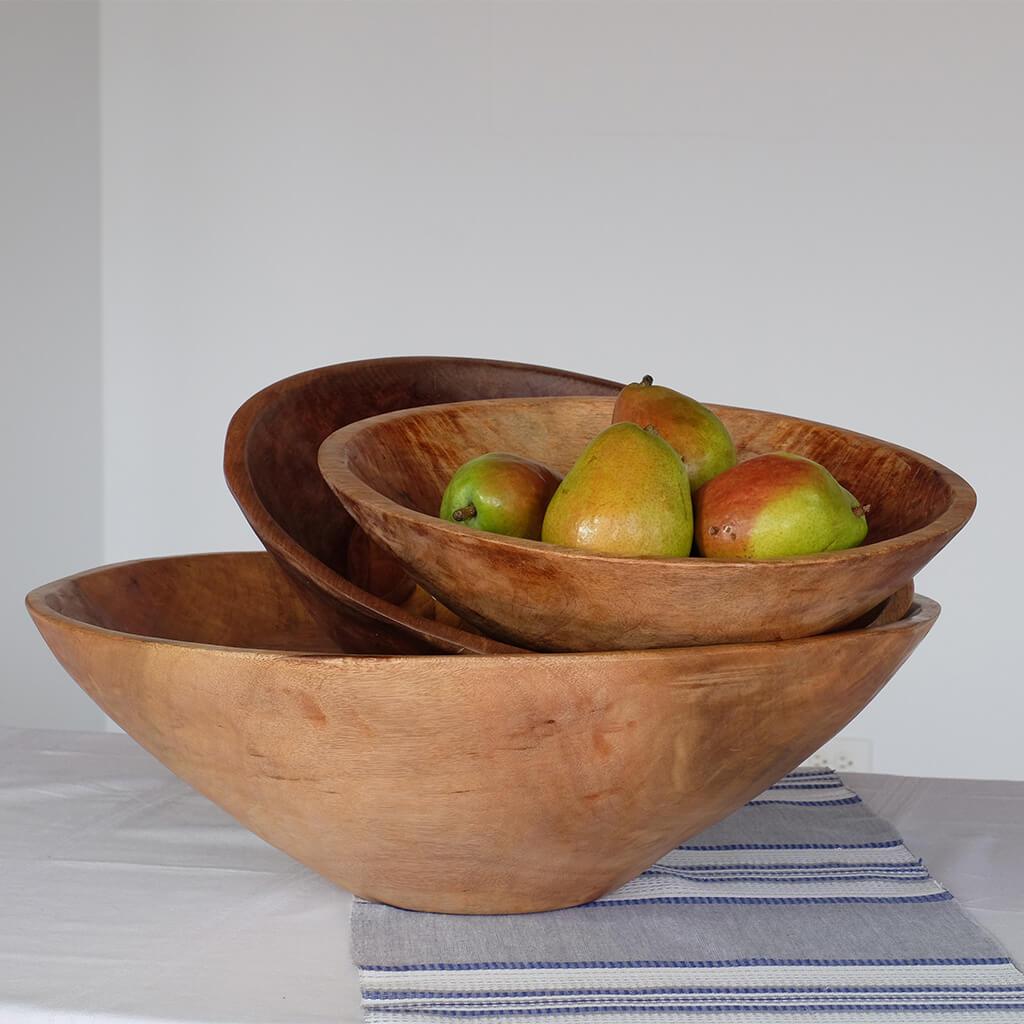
[352,769,1024,1021]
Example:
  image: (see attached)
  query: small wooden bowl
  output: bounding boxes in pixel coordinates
[27,553,934,914]
[224,357,619,655]
[319,396,974,652]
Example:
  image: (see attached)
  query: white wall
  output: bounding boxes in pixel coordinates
[0,2,106,731]
[100,1,1024,780]
[7,1,1021,775]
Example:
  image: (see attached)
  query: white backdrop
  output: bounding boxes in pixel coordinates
[1,1,105,731]
[7,2,1024,777]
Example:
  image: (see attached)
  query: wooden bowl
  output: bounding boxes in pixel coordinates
[28,552,936,914]
[224,357,619,655]
[319,396,974,652]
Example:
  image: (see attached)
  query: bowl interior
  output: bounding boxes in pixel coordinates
[35,551,913,653]
[38,552,345,653]
[341,396,959,550]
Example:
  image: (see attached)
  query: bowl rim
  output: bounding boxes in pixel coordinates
[26,552,938,662]
[223,356,622,654]
[318,394,977,570]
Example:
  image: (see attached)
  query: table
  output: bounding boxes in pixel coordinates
[1,727,1021,1023]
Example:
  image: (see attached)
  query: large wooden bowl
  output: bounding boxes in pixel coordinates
[28,552,937,914]
[224,357,619,656]
[320,396,974,651]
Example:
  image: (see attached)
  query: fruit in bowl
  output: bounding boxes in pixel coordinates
[541,422,693,557]
[318,393,973,651]
[439,452,561,540]
[696,452,869,560]
[613,374,737,490]
[440,373,871,563]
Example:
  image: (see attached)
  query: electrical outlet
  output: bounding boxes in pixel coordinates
[802,736,873,773]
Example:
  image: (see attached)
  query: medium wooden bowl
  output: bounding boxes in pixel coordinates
[320,396,974,652]
[28,552,935,914]
[224,357,619,655]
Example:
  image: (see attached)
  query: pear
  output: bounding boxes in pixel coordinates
[439,452,561,540]
[694,452,869,559]
[542,423,693,557]
[613,374,737,490]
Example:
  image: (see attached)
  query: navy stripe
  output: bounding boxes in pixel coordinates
[764,782,847,791]
[360,957,1012,972]
[368,1002,1024,1017]
[589,894,952,908]
[649,864,928,873]
[365,985,1024,1000]
[640,870,930,884]
[678,841,904,851]
[660,861,922,871]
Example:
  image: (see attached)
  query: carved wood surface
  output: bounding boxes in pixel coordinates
[224,357,620,654]
[28,552,938,914]
[319,396,973,651]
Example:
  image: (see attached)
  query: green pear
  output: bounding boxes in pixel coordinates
[542,423,693,557]
[439,452,561,540]
[613,374,737,490]
[694,452,869,559]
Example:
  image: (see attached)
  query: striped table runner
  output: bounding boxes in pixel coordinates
[351,769,1024,1021]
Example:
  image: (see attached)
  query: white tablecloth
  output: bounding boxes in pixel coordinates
[1,727,1021,1023]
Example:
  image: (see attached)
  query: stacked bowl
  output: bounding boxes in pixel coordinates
[27,357,974,913]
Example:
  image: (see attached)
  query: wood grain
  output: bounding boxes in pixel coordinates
[319,396,974,652]
[224,357,619,655]
[27,552,938,914]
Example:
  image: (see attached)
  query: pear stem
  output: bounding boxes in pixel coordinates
[853,503,871,518]
[641,374,654,386]
[451,503,477,522]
